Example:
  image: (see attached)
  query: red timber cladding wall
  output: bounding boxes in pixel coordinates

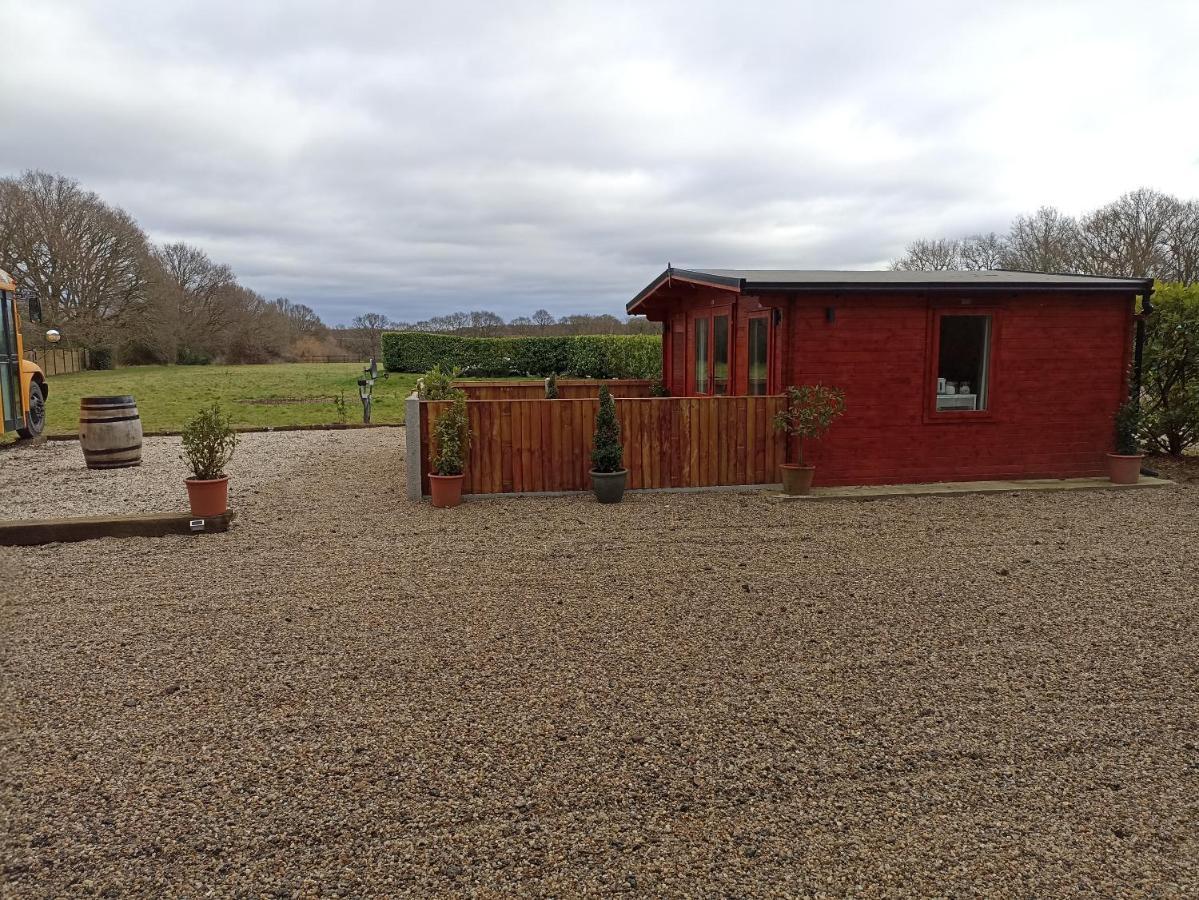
[779,291,1134,486]
[669,315,686,391]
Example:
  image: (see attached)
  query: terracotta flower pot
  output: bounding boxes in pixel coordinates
[590,469,627,504]
[429,473,465,508]
[1106,453,1144,485]
[185,475,229,517]
[780,463,816,495]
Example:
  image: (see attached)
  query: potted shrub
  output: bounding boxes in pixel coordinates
[590,385,626,503]
[181,403,239,516]
[1107,398,1144,484]
[429,395,471,508]
[417,363,462,400]
[773,384,846,495]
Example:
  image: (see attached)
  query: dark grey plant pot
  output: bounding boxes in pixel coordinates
[590,469,628,504]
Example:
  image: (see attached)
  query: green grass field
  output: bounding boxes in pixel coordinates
[36,363,420,436]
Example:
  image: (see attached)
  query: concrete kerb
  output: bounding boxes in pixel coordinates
[43,422,402,441]
[770,476,1174,502]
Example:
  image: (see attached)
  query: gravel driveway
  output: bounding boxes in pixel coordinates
[0,430,394,520]
[2,428,1197,896]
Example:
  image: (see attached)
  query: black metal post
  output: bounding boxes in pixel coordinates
[1132,288,1154,403]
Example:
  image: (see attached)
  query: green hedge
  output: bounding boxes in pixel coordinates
[87,348,114,371]
[568,334,661,379]
[382,332,661,379]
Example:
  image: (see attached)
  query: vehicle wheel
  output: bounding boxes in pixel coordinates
[17,381,44,438]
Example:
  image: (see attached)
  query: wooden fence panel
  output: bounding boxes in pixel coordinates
[419,402,433,495]
[418,395,785,496]
[23,348,87,376]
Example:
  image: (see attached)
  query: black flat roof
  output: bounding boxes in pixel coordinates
[627,267,1153,313]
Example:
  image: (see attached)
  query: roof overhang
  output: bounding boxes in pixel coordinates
[627,268,744,315]
[627,267,1153,316]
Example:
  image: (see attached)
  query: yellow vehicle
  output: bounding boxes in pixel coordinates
[1,267,50,437]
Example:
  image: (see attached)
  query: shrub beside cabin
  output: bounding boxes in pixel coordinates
[628,268,1152,486]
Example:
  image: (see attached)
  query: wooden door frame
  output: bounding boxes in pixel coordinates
[686,304,734,395]
[739,309,774,396]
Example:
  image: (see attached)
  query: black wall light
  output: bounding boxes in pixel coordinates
[826,306,836,323]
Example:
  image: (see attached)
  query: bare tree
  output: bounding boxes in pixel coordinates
[531,308,556,330]
[959,233,1008,270]
[0,170,152,347]
[468,310,505,335]
[625,316,662,335]
[222,285,291,363]
[1164,199,1199,284]
[1001,207,1082,273]
[352,312,394,360]
[890,238,962,271]
[1077,189,1177,277]
[272,297,324,340]
[426,311,470,332]
[143,242,238,362]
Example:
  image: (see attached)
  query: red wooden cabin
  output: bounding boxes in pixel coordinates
[628,268,1153,486]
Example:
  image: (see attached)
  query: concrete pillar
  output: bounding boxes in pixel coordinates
[405,392,422,500]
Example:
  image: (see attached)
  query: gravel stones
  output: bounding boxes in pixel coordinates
[2,429,1197,896]
[0,430,401,520]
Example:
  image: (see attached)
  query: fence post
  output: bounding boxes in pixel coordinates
[405,391,423,500]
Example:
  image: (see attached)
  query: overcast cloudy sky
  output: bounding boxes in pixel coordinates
[2,1,1197,324]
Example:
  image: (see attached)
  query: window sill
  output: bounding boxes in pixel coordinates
[923,409,996,425]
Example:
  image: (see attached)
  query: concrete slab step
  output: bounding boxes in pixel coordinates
[772,476,1174,503]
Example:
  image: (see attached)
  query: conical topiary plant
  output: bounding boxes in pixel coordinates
[591,385,623,473]
[589,385,626,503]
[1113,398,1142,456]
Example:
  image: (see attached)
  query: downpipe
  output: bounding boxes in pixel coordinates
[1133,288,1157,477]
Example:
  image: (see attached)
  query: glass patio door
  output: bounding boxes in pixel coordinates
[745,313,771,395]
[692,310,730,395]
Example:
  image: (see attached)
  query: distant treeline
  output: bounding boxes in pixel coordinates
[394,309,660,337]
[0,169,656,366]
[341,310,659,364]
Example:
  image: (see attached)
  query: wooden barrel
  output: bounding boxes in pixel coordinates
[79,396,143,469]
